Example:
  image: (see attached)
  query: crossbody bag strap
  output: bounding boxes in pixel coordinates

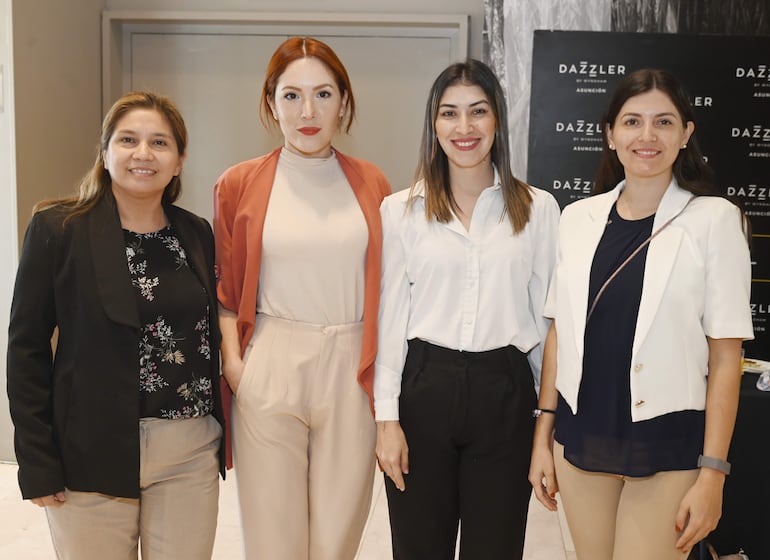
[586,195,696,324]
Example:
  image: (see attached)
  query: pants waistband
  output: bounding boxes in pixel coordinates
[255,313,363,335]
[407,338,526,368]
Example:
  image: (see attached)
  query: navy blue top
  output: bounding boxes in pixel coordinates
[555,203,704,477]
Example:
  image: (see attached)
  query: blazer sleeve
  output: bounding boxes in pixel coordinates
[702,200,754,339]
[6,212,65,499]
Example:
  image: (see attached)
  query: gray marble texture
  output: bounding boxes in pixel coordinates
[485,0,609,179]
[611,0,679,32]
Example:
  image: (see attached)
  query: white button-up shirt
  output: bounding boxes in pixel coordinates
[374,172,560,420]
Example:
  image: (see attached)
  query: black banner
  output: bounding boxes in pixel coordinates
[527,30,769,358]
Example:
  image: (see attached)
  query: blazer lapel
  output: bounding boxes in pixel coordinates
[632,182,691,354]
[89,194,141,329]
[167,207,213,297]
[566,187,620,357]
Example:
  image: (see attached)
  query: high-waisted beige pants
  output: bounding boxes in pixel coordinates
[554,441,699,560]
[46,415,221,560]
[232,314,376,560]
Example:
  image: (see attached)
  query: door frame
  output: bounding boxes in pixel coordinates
[102,10,469,112]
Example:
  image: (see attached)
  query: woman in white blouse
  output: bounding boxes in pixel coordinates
[374,59,560,559]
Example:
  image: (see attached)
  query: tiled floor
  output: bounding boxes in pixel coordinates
[0,462,575,559]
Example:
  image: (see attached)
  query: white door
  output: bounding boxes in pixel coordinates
[108,14,469,222]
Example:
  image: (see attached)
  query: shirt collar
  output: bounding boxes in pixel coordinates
[412,164,501,198]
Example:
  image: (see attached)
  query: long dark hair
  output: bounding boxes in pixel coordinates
[34,91,188,222]
[594,68,716,196]
[410,59,532,233]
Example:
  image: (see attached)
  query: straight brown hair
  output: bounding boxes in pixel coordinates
[410,59,532,233]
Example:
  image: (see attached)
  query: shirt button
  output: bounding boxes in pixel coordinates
[634,400,645,407]
[633,363,644,372]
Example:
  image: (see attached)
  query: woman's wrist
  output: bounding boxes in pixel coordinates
[697,454,731,475]
[532,407,556,418]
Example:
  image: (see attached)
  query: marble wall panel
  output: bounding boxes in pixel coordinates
[486,0,609,178]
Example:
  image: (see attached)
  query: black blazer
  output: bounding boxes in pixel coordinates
[6,193,224,499]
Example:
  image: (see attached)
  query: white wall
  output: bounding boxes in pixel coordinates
[1,0,18,461]
[12,0,102,240]
[104,0,486,59]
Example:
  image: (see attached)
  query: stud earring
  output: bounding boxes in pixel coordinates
[608,143,615,150]
[681,144,687,149]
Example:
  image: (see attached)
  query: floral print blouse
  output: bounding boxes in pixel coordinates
[124,225,214,419]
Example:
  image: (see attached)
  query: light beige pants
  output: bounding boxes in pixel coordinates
[232,314,376,560]
[554,442,699,560]
[46,415,221,560]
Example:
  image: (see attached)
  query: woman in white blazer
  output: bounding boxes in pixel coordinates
[529,69,753,560]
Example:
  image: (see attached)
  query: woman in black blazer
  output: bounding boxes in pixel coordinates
[6,91,224,560]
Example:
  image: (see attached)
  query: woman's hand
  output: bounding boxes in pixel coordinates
[674,337,742,553]
[31,491,66,508]
[376,420,409,492]
[674,469,725,553]
[529,322,559,511]
[222,357,245,396]
[218,306,245,395]
[529,443,559,511]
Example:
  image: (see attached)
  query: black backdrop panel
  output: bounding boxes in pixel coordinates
[527,30,770,359]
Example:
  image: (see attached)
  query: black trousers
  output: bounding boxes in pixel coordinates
[385,339,537,560]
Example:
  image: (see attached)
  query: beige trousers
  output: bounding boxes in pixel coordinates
[46,415,221,560]
[554,442,699,560]
[232,314,376,560]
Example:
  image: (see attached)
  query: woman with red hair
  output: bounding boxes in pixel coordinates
[214,37,390,559]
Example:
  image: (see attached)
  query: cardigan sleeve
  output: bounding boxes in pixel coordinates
[7,212,66,499]
[213,171,240,313]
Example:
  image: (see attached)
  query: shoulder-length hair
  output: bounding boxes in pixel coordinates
[410,59,532,233]
[260,36,355,134]
[594,68,717,196]
[34,91,188,222]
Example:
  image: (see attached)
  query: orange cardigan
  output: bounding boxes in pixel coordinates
[213,147,391,466]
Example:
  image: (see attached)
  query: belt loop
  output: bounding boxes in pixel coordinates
[407,338,427,369]
[504,345,525,374]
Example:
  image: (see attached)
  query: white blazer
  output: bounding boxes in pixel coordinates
[545,179,753,421]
